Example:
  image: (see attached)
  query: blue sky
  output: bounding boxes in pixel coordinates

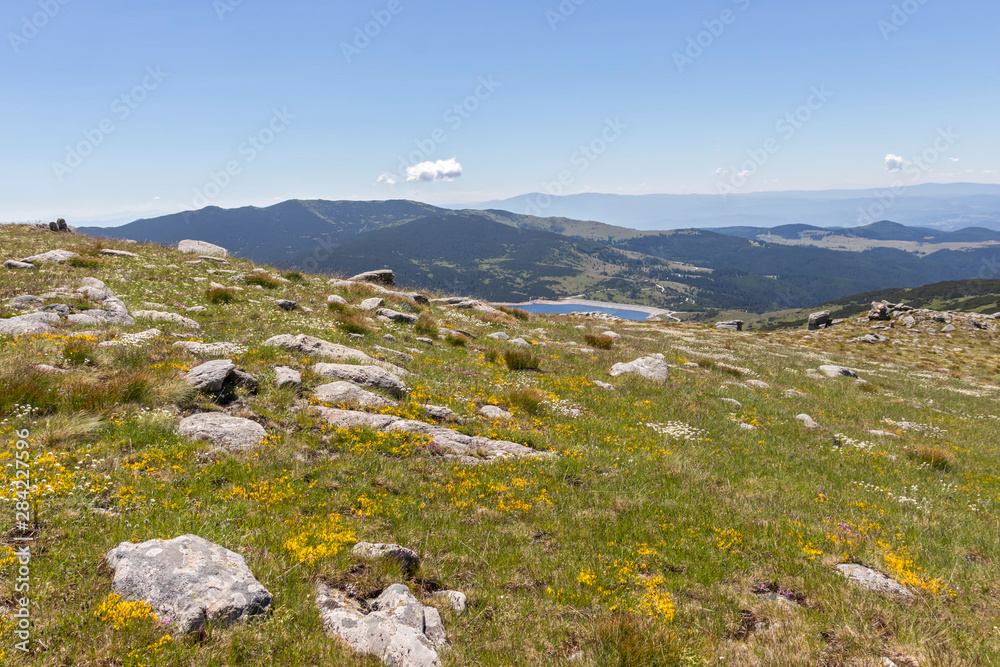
[2,0,998,223]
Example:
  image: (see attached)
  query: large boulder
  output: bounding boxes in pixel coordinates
[349,269,395,286]
[178,413,266,452]
[807,311,833,330]
[609,355,670,382]
[101,535,272,633]
[185,360,237,392]
[313,364,407,398]
[315,582,444,667]
[715,320,744,332]
[178,240,227,257]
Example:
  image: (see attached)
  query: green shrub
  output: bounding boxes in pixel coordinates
[504,349,540,371]
[584,333,616,349]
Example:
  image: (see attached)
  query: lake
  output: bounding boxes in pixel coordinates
[502,302,657,321]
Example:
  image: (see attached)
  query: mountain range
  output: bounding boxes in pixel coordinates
[78,196,1000,315]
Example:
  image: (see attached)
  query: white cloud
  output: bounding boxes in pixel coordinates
[885,154,907,172]
[737,170,751,179]
[377,172,398,186]
[712,168,728,176]
[406,158,463,183]
[950,157,961,162]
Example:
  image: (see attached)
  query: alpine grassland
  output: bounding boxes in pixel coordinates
[2,223,1000,665]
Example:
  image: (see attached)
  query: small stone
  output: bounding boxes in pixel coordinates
[796,414,820,430]
[327,294,348,306]
[423,405,456,421]
[508,337,530,347]
[274,299,298,311]
[377,308,419,324]
[592,380,615,391]
[721,398,743,410]
[431,590,467,615]
[488,332,510,341]
[359,297,386,311]
[836,563,913,598]
[746,379,771,390]
[480,405,513,420]
[133,310,201,331]
[100,249,138,258]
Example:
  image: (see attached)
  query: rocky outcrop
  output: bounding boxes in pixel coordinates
[0,312,59,335]
[315,583,444,667]
[349,269,395,286]
[716,320,744,332]
[101,535,272,633]
[314,381,395,408]
[808,311,833,330]
[315,408,553,464]
[275,366,302,389]
[836,563,913,598]
[377,308,419,324]
[21,249,78,264]
[264,334,405,374]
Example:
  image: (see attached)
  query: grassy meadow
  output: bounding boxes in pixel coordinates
[1,224,1000,665]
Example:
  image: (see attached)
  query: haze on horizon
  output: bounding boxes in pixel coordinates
[2,0,998,224]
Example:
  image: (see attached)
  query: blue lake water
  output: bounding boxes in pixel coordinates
[504,303,653,321]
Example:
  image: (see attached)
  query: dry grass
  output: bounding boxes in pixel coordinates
[584,333,616,349]
[503,349,541,370]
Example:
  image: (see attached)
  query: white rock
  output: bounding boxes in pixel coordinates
[818,365,859,379]
[133,310,200,331]
[480,405,513,420]
[178,240,227,257]
[609,356,670,382]
[314,381,394,408]
[795,414,820,430]
[178,413,266,452]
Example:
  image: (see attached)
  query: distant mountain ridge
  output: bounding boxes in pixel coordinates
[77,198,1000,314]
[468,183,1000,231]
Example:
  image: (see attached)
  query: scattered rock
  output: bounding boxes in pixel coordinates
[716,320,744,332]
[609,355,670,382]
[4,260,37,270]
[99,329,162,348]
[373,345,415,364]
[942,324,957,333]
[313,364,408,398]
[274,299,298,311]
[8,295,42,309]
[101,249,138,258]
[901,315,917,327]
[314,582,443,667]
[784,389,806,398]
[601,331,622,340]
[818,365,858,379]
[508,338,530,347]
[35,364,67,374]
[327,295,348,306]
[178,240,227,257]
[868,301,892,321]
[721,398,744,410]
[592,380,615,391]
[274,366,302,389]
[836,563,913,598]
[377,308,419,324]
[349,269,395,286]
[488,332,510,341]
[21,249,78,264]
[746,379,771,390]
[359,297,386,311]
[314,381,395,408]
[796,414,820,430]
[178,413,266,452]
[133,310,201,331]
[101,534,272,634]
[480,405,513,420]
[352,542,421,575]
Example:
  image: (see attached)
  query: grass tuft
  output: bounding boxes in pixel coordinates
[584,333,616,349]
[504,349,541,371]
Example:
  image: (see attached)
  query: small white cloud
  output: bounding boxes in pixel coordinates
[984,169,998,175]
[712,168,728,176]
[950,157,961,162]
[406,158,463,183]
[885,154,907,173]
[377,172,398,186]
[737,170,751,179]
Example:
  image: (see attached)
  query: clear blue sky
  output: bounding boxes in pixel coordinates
[2,0,998,223]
